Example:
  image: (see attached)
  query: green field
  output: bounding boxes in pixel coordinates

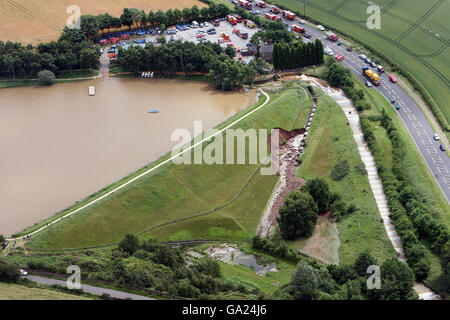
[294,89,396,265]
[0,282,91,300]
[272,0,450,125]
[28,82,311,249]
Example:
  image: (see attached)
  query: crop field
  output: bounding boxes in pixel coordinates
[0,0,206,44]
[28,83,312,249]
[273,0,450,126]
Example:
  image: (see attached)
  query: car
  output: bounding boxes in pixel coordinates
[359,54,367,60]
[324,47,333,55]
[200,23,204,28]
[365,81,372,87]
[204,22,209,27]
[232,0,238,4]
[395,105,401,111]
[196,34,205,39]
[366,58,372,64]
[20,269,28,276]
[377,65,385,73]
[303,33,312,38]
[251,10,257,15]
[317,25,325,31]
[433,133,440,141]
[391,98,396,104]
[300,19,305,24]
[100,49,104,54]
[370,62,377,68]
[440,144,447,151]
[389,75,397,83]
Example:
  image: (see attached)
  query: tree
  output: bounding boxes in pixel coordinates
[182,8,192,23]
[314,38,324,64]
[79,48,99,69]
[277,191,318,240]
[0,234,4,243]
[118,233,140,255]
[80,15,100,39]
[302,178,331,213]
[0,263,20,283]
[354,250,377,276]
[191,5,200,21]
[289,261,320,300]
[37,70,55,85]
[120,8,134,30]
[379,258,415,300]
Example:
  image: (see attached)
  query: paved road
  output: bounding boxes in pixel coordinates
[232,1,450,203]
[26,275,155,300]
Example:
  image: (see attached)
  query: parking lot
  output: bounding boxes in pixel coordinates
[170,20,260,52]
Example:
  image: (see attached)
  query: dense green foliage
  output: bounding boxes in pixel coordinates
[37,70,56,86]
[0,29,99,79]
[0,263,20,283]
[117,41,256,90]
[273,39,324,70]
[301,178,331,213]
[277,191,318,240]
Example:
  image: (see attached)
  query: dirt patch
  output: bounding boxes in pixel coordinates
[292,211,340,264]
[0,0,206,44]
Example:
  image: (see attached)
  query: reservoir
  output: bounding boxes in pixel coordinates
[0,78,256,236]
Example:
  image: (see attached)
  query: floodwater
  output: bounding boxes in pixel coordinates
[0,78,256,236]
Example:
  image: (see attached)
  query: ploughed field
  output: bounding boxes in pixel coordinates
[0,0,206,43]
[273,0,450,126]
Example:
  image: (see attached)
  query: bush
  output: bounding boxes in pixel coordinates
[0,263,20,283]
[118,234,139,255]
[37,70,56,86]
[330,160,350,181]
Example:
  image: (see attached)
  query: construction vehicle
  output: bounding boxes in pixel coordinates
[281,10,296,20]
[362,67,381,86]
[292,25,305,33]
[255,1,266,8]
[265,13,277,21]
[271,6,280,13]
[227,15,237,25]
[244,19,256,28]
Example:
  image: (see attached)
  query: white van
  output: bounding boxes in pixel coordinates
[191,21,199,28]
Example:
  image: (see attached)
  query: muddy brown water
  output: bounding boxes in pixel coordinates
[0,78,256,236]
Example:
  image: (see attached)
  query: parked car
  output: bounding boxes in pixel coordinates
[20,269,28,276]
[366,58,372,64]
[303,33,312,38]
[389,75,397,83]
[440,144,447,151]
[370,62,377,68]
[317,25,325,31]
[365,81,372,87]
[251,10,257,15]
[204,22,209,27]
[433,133,440,141]
[359,54,367,60]
[300,19,305,24]
[395,105,401,111]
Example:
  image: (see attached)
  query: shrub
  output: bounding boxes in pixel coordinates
[37,70,56,86]
[118,234,139,255]
[0,263,20,283]
[330,160,350,181]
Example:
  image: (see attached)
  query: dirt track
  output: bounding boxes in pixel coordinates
[0,0,206,44]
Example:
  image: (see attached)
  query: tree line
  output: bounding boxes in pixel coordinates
[272,39,324,70]
[80,4,232,39]
[0,28,99,79]
[117,40,257,91]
